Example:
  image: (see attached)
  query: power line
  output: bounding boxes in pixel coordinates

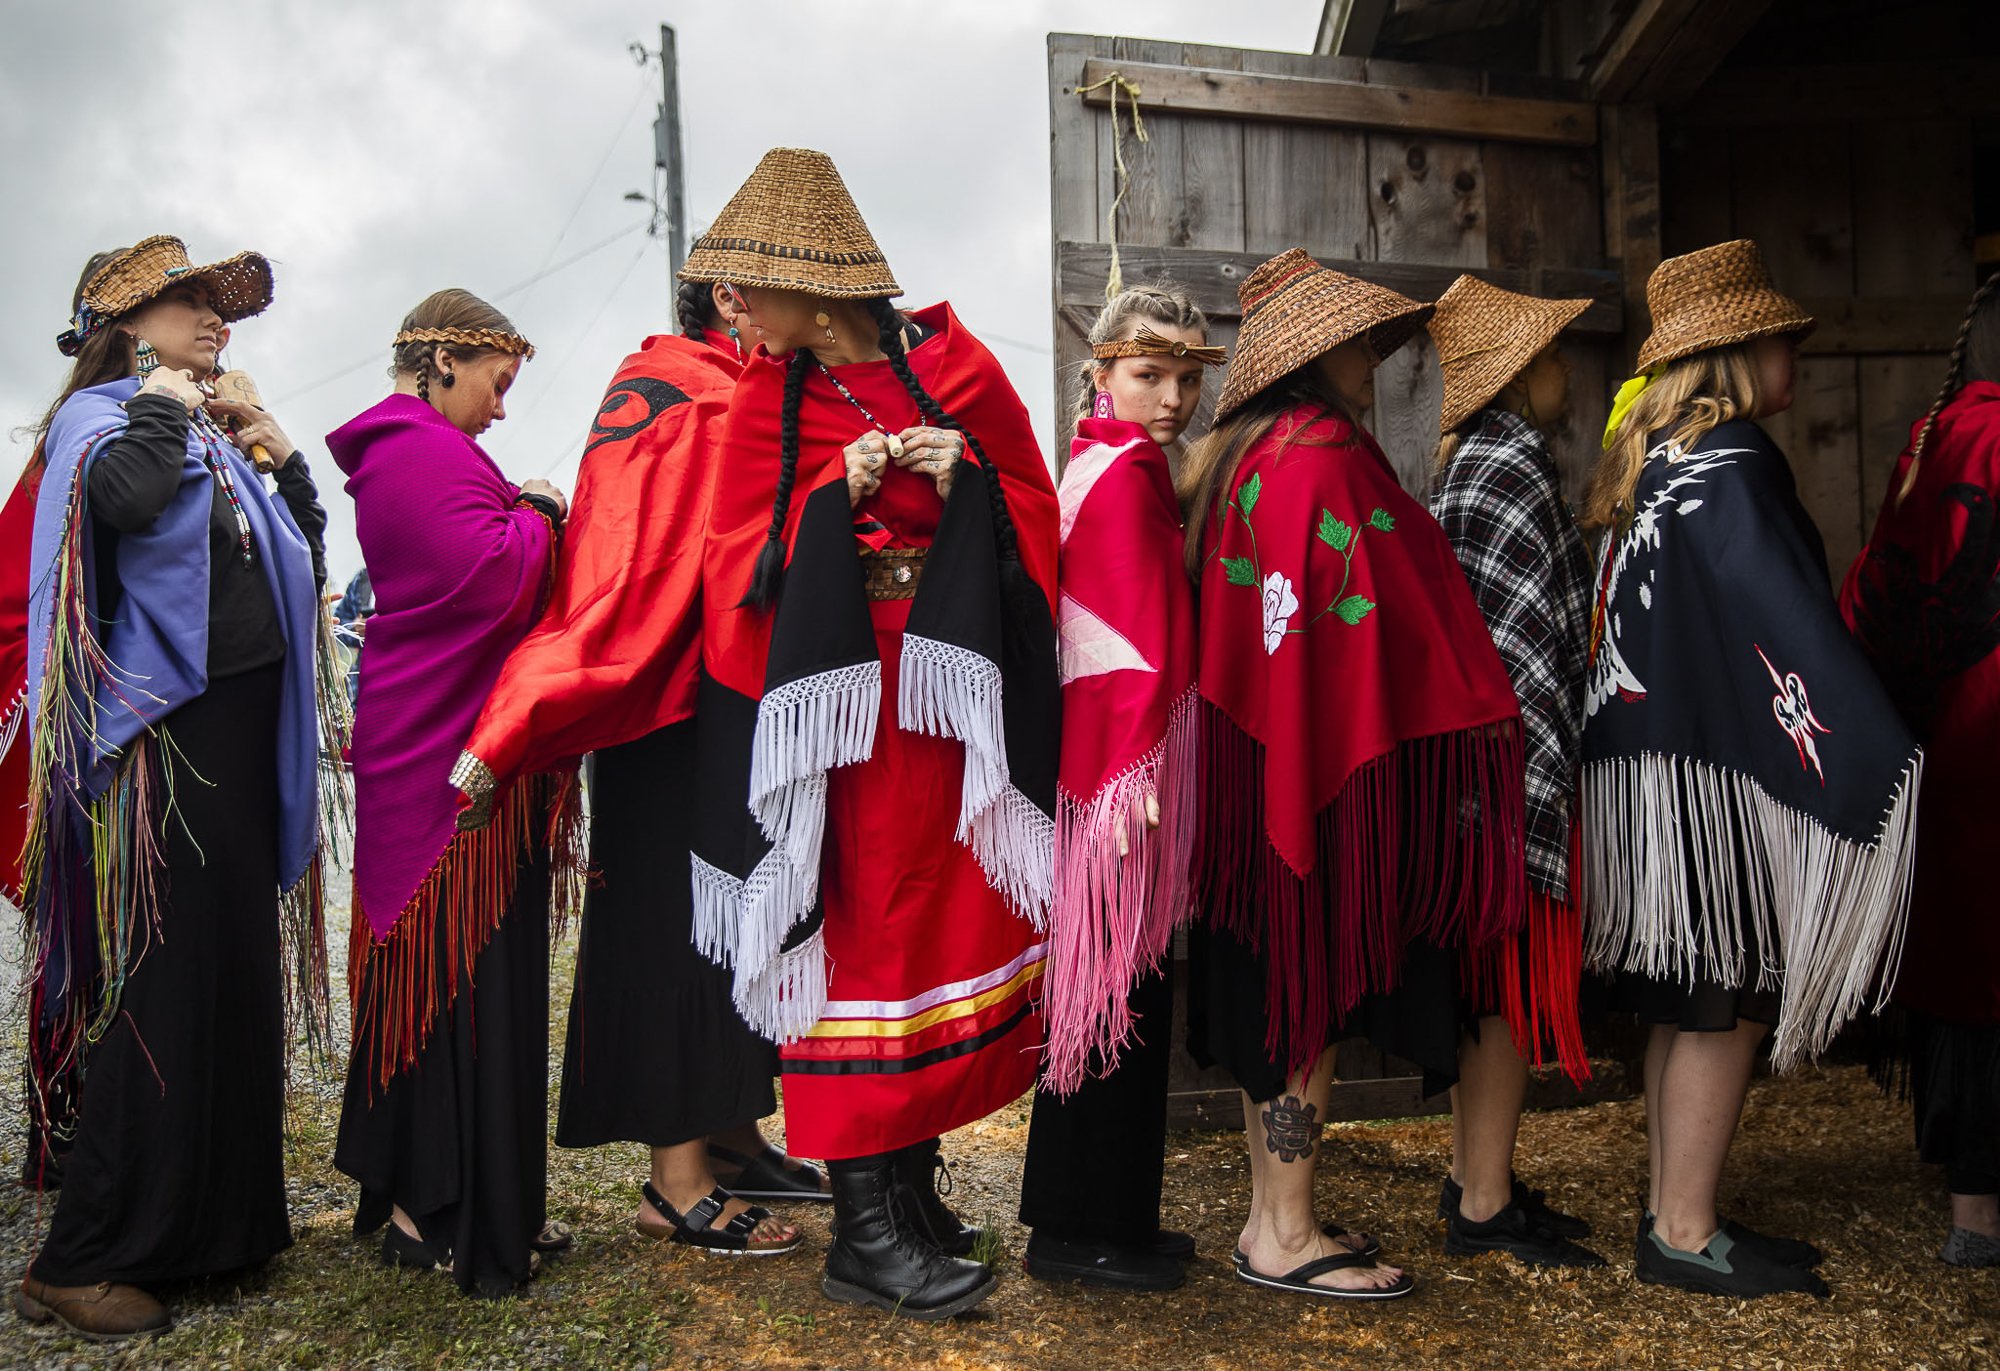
[514,75,654,319]
[272,219,650,406]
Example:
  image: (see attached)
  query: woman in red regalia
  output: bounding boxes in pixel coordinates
[1181,249,1529,1301]
[679,148,1059,1319]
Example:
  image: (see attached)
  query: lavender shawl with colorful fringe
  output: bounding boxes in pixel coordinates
[23,378,335,1126]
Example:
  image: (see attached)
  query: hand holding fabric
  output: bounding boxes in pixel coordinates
[894,424,961,501]
[138,367,203,412]
[843,432,886,507]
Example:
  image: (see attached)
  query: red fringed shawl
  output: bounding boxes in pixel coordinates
[1194,407,1527,1074]
[1044,418,1197,1094]
[1841,380,2000,1026]
[457,334,742,796]
[0,465,38,906]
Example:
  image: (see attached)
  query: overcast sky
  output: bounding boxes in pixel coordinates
[3,1,1319,584]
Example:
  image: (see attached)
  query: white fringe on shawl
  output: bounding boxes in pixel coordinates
[899,634,1054,927]
[1581,749,1922,1071]
[1042,686,1198,1096]
[724,660,881,1041]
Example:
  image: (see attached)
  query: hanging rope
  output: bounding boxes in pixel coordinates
[1076,71,1149,301]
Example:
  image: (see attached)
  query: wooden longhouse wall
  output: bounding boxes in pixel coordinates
[1049,2,1996,1126]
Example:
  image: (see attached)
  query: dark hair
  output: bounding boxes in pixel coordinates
[738,299,1019,610]
[28,249,139,464]
[389,288,523,400]
[1900,272,2000,504]
[1176,363,1354,581]
[678,279,721,341]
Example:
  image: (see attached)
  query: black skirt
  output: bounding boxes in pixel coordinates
[1605,971,1780,1032]
[334,840,551,1298]
[555,721,777,1149]
[1189,921,1461,1104]
[32,664,293,1288]
[1019,966,1172,1243]
[1908,1011,2000,1195]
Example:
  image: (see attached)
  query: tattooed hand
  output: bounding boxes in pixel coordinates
[1262,1094,1319,1163]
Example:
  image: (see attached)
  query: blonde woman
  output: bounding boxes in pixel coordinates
[1579,240,1919,1297]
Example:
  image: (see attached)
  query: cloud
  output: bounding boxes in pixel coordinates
[4,0,1319,583]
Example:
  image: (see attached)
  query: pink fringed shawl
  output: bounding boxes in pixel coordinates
[1045,417,1198,1094]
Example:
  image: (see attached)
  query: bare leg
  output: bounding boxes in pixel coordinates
[1642,1023,1674,1216]
[638,1139,797,1245]
[1450,1018,1529,1223]
[1237,1047,1403,1292]
[1652,1022,1767,1252]
[1950,1191,2000,1239]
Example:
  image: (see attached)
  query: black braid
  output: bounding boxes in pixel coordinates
[864,298,1019,562]
[677,279,716,341]
[741,349,813,609]
[1901,272,2000,505]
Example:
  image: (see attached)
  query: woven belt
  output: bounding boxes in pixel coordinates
[861,547,926,600]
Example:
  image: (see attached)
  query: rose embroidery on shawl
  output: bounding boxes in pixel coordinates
[1217,472,1393,652]
[1259,573,1298,654]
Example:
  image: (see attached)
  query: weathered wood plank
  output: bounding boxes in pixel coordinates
[1794,297,1970,357]
[1587,0,1704,103]
[1076,58,1598,147]
[1175,45,1248,253]
[1857,356,1940,538]
[1589,0,1771,104]
[1676,63,2000,128]
[1368,134,1487,268]
[1657,118,1733,256]
[1106,38,1188,249]
[1601,104,1662,373]
[1853,119,1974,299]
[1056,241,1623,333]
[1784,357,1865,584]
[1315,0,1393,58]
[1239,49,1372,262]
[1049,34,1106,431]
[1371,332,1447,496]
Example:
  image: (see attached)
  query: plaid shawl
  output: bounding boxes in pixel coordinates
[1431,408,1591,898]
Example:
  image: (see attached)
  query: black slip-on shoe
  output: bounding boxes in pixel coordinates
[1721,1219,1822,1269]
[1023,1232,1186,1291]
[1148,1229,1196,1263]
[1635,1227,1829,1299]
[1445,1204,1607,1269]
[1439,1174,1592,1239]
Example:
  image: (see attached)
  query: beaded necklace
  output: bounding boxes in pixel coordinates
[192,408,256,568]
[815,359,891,436]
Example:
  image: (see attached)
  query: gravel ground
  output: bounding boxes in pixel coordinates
[0,871,1993,1367]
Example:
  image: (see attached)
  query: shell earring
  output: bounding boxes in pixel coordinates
[816,310,836,345]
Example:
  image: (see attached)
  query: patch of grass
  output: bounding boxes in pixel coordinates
[968,1210,1006,1270]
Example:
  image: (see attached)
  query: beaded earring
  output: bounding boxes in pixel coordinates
[441,371,457,389]
[134,338,160,378]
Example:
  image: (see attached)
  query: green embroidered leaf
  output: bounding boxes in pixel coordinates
[1239,473,1262,518]
[1317,511,1352,551]
[1222,556,1258,587]
[1368,508,1396,532]
[1334,595,1376,625]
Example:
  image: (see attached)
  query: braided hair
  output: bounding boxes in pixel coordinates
[677,278,717,342]
[738,301,1021,611]
[1899,272,2000,505]
[865,297,1018,563]
[741,348,813,608]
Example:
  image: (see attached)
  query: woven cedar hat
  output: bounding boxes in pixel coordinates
[1635,238,1814,372]
[1429,275,1590,434]
[679,147,900,300]
[1215,248,1432,422]
[58,234,273,356]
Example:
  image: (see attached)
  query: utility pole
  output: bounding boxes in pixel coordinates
[654,24,688,281]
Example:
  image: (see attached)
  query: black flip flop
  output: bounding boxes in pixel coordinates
[708,1141,832,1203]
[1236,1249,1415,1300]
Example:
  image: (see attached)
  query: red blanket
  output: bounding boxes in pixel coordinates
[1195,407,1526,1071]
[458,334,741,792]
[1044,417,1196,1093]
[0,464,39,906]
[1841,380,2000,1024]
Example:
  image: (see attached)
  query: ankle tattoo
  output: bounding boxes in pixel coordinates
[1262,1095,1319,1162]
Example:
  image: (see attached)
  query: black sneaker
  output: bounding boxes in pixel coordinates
[1722,1219,1822,1269]
[1635,1226,1829,1298]
[1023,1231,1186,1291]
[1147,1229,1196,1263]
[1438,1174,1592,1240]
[1445,1203,1606,1269]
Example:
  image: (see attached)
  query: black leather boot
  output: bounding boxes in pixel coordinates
[893,1137,984,1258]
[822,1155,997,1319]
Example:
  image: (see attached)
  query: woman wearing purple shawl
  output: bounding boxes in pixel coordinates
[13,238,336,1343]
[330,290,576,1298]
